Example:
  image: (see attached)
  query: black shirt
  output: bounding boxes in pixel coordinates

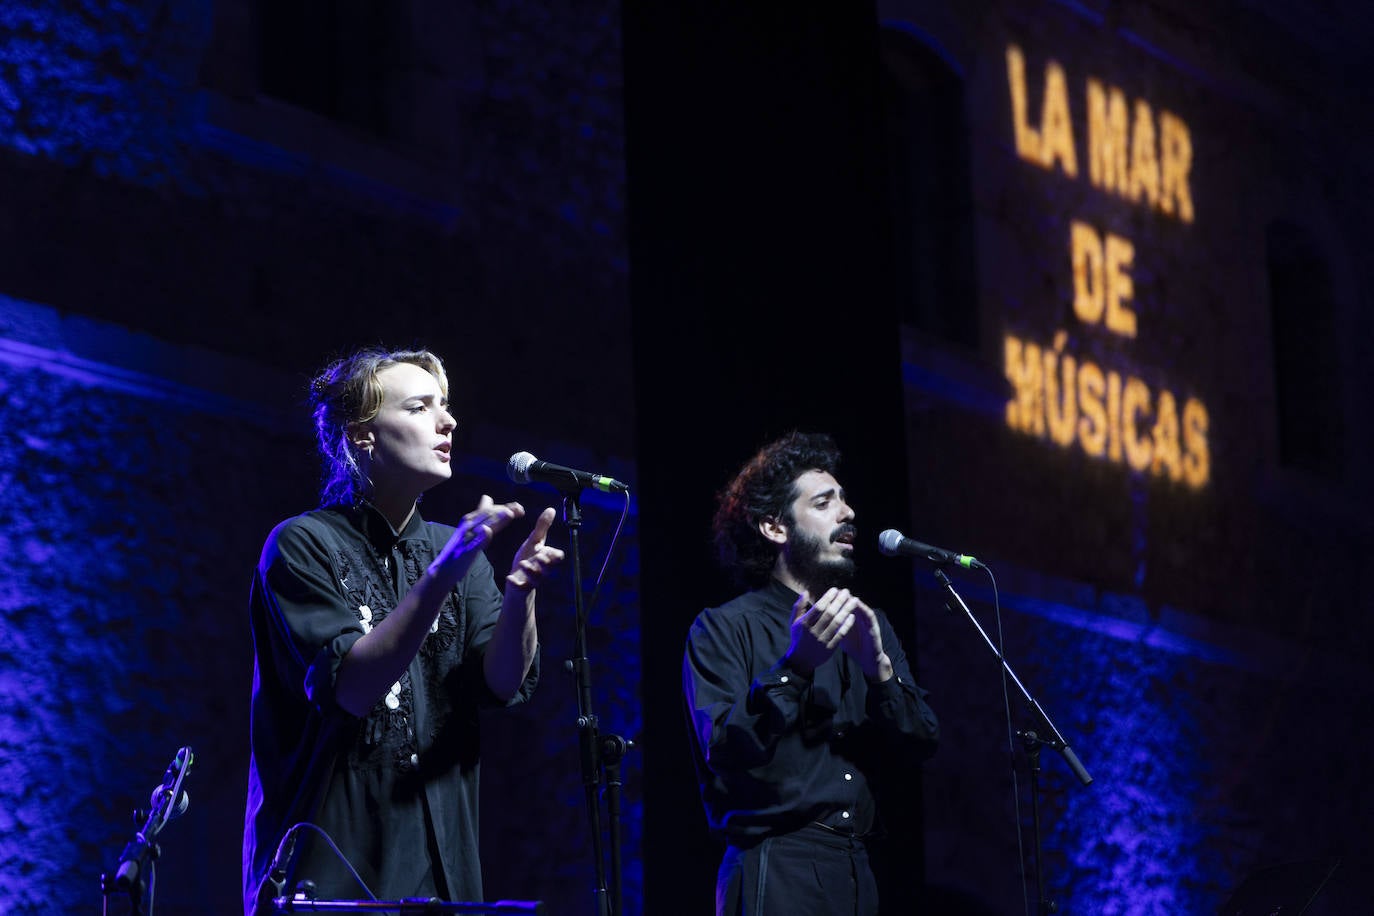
[683,578,939,845]
[242,503,538,912]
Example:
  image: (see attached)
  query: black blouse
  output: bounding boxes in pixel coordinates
[242,502,537,911]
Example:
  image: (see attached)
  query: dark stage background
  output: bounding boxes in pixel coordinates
[1,2,1371,914]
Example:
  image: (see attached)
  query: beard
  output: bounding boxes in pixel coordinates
[782,523,857,595]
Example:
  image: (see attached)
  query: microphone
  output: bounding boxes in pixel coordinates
[150,783,191,820]
[507,451,629,493]
[878,529,986,571]
[150,746,193,821]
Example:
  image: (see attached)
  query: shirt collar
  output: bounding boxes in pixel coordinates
[342,500,428,553]
[761,576,804,616]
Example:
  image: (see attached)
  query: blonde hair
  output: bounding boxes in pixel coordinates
[309,347,449,506]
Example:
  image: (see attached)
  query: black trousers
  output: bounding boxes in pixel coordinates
[716,825,879,916]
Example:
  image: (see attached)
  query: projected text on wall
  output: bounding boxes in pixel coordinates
[1002,44,1210,488]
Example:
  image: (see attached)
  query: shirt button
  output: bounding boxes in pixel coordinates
[841,811,851,819]
[844,773,853,781]
[779,676,789,684]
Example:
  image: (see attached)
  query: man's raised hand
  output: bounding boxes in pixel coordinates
[784,587,859,676]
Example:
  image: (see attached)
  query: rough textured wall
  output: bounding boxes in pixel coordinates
[0,308,311,913]
[0,0,632,455]
[913,576,1370,913]
[0,1,210,184]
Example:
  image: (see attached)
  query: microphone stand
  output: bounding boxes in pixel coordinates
[930,569,1092,916]
[104,810,165,916]
[558,489,628,916]
[101,746,194,916]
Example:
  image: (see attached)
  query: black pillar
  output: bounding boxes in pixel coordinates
[625,4,923,910]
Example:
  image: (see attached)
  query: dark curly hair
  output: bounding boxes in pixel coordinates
[713,432,843,587]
